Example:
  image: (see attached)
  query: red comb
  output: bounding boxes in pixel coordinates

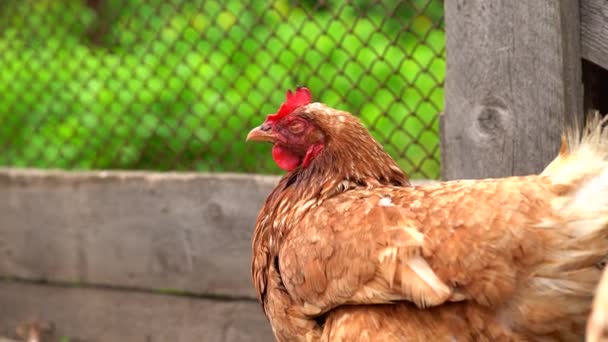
[266,87,312,122]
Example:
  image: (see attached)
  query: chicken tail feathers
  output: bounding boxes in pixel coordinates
[537,112,608,277]
[499,113,608,338]
[542,111,608,186]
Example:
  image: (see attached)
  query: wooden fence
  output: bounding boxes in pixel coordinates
[0,170,277,341]
[1,0,608,341]
[442,0,607,179]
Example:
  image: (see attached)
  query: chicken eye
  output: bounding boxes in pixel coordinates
[288,121,305,134]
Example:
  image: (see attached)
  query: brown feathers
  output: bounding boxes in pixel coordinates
[248,98,608,341]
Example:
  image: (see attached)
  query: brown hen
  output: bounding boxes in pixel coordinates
[247,87,608,341]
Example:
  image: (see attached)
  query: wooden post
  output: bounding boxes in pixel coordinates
[581,0,608,71]
[440,0,584,180]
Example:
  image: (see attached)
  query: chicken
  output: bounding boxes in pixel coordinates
[588,267,608,342]
[246,87,608,341]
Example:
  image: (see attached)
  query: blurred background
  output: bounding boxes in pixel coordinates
[0,0,444,179]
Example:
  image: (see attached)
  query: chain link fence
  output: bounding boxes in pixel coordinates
[0,0,444,179]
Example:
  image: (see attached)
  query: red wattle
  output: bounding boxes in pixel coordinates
[272,145,302,171]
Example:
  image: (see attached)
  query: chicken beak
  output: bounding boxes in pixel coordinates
[246,125,275,143]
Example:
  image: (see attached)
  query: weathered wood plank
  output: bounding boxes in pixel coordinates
[581,0,608,70]
[0,281,273,342]
[0,169,278,299]
[441,0,584,180]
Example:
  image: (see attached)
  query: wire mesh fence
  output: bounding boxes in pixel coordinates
[0,0,444,179]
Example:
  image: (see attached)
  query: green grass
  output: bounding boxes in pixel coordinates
[0,0,444,178]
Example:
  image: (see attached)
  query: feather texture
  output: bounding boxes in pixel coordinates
[249,99,608,341]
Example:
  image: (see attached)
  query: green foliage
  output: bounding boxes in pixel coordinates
[0,0,444,178]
